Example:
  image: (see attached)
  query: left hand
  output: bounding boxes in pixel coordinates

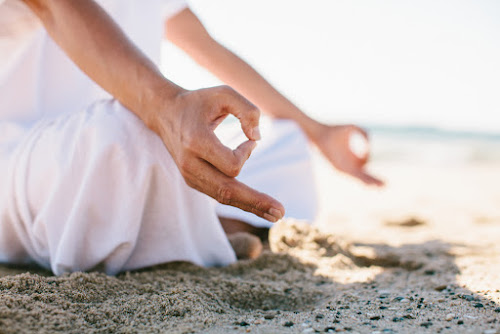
[309,123,384,186]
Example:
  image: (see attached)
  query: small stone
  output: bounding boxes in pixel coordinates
[420,322,432,328]
[370,316,381,321]
[264,314,275,320]
[379,306,387,310]
[424,269,436,275]
[237,321,250,327]
[461,295,475,301]
[445,313,455,321]
[393,296,404,301]
[403,314,415,319]
[324,327,336,332]
[283,321,294,327]
[434,285,447,291]
[474,303,484,308]
[400,298,410,303]
[392,317,404,322]
[457,320,464,325]
[495,308,500,313]
[315,314,325,320]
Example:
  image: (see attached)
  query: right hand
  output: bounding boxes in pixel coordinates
[154,85,285,222]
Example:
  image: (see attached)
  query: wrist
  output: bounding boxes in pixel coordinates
[141,78,187,136]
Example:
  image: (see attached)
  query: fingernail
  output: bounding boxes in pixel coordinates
[269,208,283,220]
[252,126,261,141]
[263,213,278,223]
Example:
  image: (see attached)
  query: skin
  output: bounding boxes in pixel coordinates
[165,9,384,236]
[165,9,384,187]
[21,0,284,222]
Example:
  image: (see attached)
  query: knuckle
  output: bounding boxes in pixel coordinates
[226,165,241,178]
[178,156,192,174]
[216,184,234,205]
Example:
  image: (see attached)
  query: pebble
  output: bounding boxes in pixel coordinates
[445,313,455,321]
[370,316,381,321]
[392,297,404,302]
[283,321,294,327]
[495,308,500,313]
[462,295,475,301]
[392,317,404,322]
[434,285,447,291]
[420,322,433,328]
[315,314,324,320]
[264,314,275,320]
[237,321,250,327]
[403,314,415,319]
[324,327,336,332]
[399,298,410,303]
[457,320,464,325]
[474,303,484,308]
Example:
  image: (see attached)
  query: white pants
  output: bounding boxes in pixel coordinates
[0,100,317,275]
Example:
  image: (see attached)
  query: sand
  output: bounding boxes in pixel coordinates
[1,158,500,333]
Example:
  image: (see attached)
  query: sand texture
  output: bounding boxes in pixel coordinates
[1,161,500,333]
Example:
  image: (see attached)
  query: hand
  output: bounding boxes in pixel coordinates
[310,123,384,186]
[155,85,285,222]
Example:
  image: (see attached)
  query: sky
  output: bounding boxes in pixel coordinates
[162,0,500,133]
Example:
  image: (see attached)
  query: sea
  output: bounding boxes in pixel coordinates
[365,125,500,165]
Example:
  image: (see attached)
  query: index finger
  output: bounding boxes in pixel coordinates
[183,157,285,222]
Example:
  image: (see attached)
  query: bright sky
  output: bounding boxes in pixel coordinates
[162,0,500,133]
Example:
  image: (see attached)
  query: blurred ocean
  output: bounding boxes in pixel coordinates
[366,125,500,165]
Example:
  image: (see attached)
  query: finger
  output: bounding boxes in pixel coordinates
[216,86,261,141]
[352,169,385,187]
[195,131,257,177]
[184,158,285,222]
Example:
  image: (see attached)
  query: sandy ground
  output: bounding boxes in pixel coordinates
[1,157,499,333]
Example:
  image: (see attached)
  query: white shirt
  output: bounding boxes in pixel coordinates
[0,0,187,129]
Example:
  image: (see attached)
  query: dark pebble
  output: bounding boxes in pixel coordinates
[333,319,340,324]
[236,321,250,327]
[495,307,500,313]
[315,314,325,320]
[404,314,415,319]
[474,303,484,308]
[324,327,335,332]
[283,321,294,327]
[379,306,388,310]
[392,317,404,322]
[264,314,275,320]
[424,269,436,275]
[461,295,475,301]
[457,320,464,325]
[344,327,352,332]
[393,296,404,301]
[434,285,447,291]
[420,322,433,328]
[370,316,381,321]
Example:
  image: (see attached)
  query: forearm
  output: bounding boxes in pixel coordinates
[191,40,319,134]
[165,9,320,137]
[23,0,183,130]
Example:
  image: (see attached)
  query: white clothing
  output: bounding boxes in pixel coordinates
[1,101,236,275]
[0,0,317,274]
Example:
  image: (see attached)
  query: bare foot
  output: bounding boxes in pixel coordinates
[227,232,263,260]
[220,217,270,259]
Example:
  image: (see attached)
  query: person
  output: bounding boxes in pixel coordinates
[0,0,382,275]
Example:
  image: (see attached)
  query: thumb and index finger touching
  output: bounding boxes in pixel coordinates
[198,87,285,221]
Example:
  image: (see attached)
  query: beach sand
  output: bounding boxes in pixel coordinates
[1,157,499,333]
